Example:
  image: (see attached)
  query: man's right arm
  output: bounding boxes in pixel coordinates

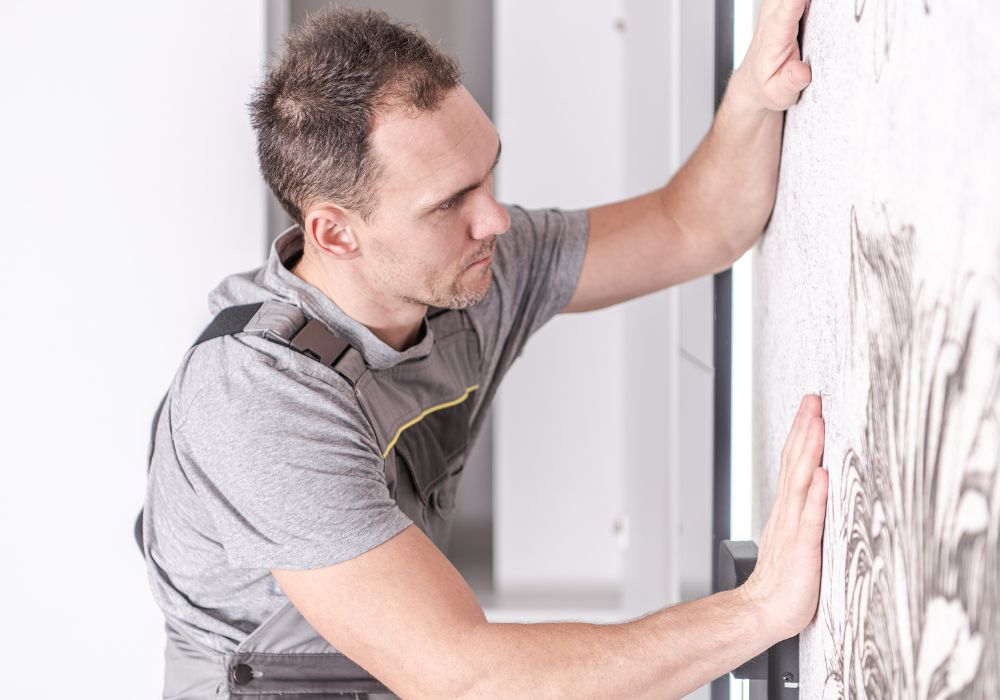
[274,395,828,699]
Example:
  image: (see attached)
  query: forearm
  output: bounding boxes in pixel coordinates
[660,69,785,269]
[565,1,810,312]
[458,588,772,700]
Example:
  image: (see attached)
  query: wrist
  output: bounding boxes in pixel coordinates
[712,68,784,152]
[722,67,772,123]
[732,583,782,650]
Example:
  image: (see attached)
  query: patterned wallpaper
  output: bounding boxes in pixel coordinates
[753,1,1000,697]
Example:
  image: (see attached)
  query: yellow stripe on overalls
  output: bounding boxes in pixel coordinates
[381,385,480,459]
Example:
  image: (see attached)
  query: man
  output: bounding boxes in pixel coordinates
[142,3,828,698]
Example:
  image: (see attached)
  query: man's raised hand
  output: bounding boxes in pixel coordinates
[737,0,812,112]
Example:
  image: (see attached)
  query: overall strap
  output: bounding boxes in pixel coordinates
[193,303,265,346]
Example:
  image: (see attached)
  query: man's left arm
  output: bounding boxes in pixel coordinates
[564,0,812,313]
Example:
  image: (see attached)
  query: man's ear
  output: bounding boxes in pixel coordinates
[302,205,361,260]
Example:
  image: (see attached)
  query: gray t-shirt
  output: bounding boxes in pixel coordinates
[143,205,589,654]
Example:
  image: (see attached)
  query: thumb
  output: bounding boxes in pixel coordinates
[766,57,812,110]
[784,58,812,89]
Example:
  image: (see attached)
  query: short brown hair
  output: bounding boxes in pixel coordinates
[249,8,461,225]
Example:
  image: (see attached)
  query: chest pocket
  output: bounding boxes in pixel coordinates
[394,393,472,516]
[353,322,481,551]
[377,381,476,551]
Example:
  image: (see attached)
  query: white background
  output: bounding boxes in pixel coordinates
[0,2,269,696]
[0,1,720,697]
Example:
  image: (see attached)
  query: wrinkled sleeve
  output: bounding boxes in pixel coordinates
[172,356,412,571]
[472,205,590,376]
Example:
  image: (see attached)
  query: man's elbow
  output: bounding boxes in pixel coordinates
[710,223,762,271]
[400,672,481,700]
[390,624,499,700]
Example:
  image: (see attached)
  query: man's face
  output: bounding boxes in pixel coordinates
[356,86,511,309]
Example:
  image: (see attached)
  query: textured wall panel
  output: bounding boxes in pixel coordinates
[754,1,1000,697]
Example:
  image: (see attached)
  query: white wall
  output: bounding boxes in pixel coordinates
[672,0,717,608]
[493,0,630,599]
[493,0,716,636]
[0,2,269,696]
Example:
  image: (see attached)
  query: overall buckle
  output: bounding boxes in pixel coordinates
[289,319,351,368]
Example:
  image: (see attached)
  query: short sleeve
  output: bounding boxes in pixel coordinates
[172,354,412,570]
[469,205,589,378]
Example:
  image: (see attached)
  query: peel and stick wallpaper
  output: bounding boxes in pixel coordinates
[753,1,1000,697]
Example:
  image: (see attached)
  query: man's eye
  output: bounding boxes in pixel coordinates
[439,192,467,212]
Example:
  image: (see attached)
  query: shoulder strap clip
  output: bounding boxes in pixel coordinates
[288,318,351,368]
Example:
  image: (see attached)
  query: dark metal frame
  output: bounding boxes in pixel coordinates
[711,0,735,697]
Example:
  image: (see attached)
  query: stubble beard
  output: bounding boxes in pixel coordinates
[406,239,497,309]
[438,265,492,308]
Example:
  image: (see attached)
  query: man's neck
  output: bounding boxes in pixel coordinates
[290,254,425,352]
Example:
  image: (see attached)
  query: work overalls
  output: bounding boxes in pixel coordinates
[140,299,482,699]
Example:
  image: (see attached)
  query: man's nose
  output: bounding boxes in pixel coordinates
[469,191,511,240]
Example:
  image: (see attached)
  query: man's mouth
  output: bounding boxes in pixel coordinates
[467,242,496,268]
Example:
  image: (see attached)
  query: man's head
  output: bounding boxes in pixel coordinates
[250,8,510,311]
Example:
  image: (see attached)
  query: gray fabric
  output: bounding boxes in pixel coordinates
[143,205,589,657]
[163,622,227,700]
[165,303,480,700]
[227,600,393,696]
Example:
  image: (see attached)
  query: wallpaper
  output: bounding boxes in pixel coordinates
[753,1,1000,697]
